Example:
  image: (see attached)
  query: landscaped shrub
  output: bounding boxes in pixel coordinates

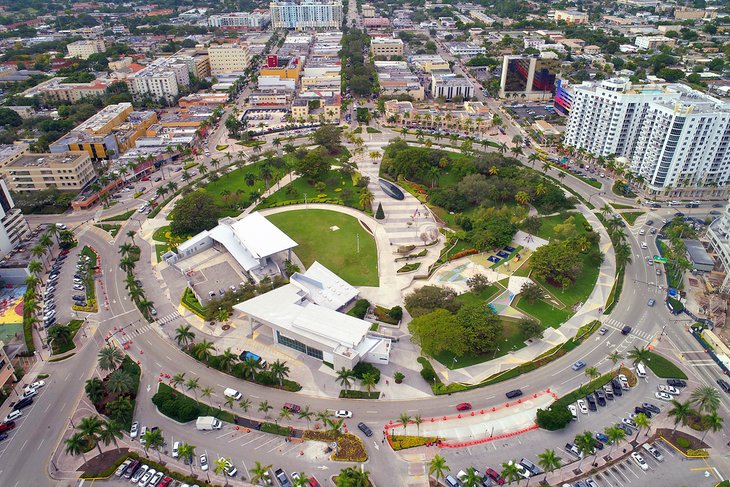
[260,422,294,436]
[676,436,691,448]
[339,390,379,399]
[375,202,385,220]
[389,435,439,451]
[353,362,380,383]
[417,357,439,384]
[332,434,368,462]
[686,449,709,457]
[449,248,478,261]
[347,298,370,319]
[152,383,233,423]
[536,406,573,431]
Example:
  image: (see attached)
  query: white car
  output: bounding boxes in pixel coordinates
[642,442,664,462]
[576,399,589,414]
[657,385,680,395]
[172,440,180,458]
[622,418,637,429]
[148,471,164,486]
[200,453,209,471]
[22,387,37,398]
[655,391,672,401]
[334,410,353,418]
[568,404,578,419]
[4,410,22,423]
[25,380,45,390]
[641,242,648,249]
[138,468,155,486]
[631,452,649,471]
[139,425,148,444]
[130,421,139,439]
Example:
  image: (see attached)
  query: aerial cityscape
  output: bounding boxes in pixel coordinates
[0,0,729,486]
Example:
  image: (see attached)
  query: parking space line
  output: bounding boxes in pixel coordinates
[240,436,261,447]
[267,441,284,453]
[624,461,641,479]
[282,442,301,455]
[254,437,278,450]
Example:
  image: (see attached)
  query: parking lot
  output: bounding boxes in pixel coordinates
[241,108,289,133]
[506,103,559,124]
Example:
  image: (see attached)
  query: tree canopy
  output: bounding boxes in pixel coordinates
[170,190,219,236]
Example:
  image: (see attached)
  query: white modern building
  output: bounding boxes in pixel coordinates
[208,44,251,75]
[708,200,730,293]
[0,172,30,259]
[431,73,474,101]
[127,57,190,103]
[234,261,391,370]
[66,39,106,60]
[446,42,486,57]
[208,11,271,30]
[564,78,730,195]
[270,0,343,30]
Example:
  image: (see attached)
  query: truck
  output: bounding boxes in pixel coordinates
[196,416,223,431]
[238,350,268,368]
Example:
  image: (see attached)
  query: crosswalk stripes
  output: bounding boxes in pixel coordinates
[154,312,181,327]
[605,318,653,341]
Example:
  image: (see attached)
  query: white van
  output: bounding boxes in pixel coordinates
[223,388,242,400]
[636,363,647,378]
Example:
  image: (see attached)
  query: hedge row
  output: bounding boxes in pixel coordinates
[339,390,380,399]
[260,422,293,436]
[152,383,234,424]
[389,435,439,451]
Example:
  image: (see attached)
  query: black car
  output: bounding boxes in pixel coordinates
[634,406,652,418]
[506,389,523,399]
[357,422,373,437]
[713,203,723,208]
[274,468,291,487]
[717,379,730,393]
[617,423,632,435]
[674,212,685,217]
[611,378,623,396]
[667,379,687,388]
[0,432,7,441]
[72,295,85,300]
[641,403,661,414]
[585,394,597,411]
[12,396,33,411]
[595,390,607,407]
[621,326,632,335]
[646,220,654,225]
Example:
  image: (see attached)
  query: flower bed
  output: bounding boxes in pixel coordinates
[397,262,421,273]
[303,431,368,462]
[388,435,439,451]
[449,248,478,261]
[339,390,380,399]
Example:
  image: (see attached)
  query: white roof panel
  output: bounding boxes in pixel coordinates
[231,212,298,259]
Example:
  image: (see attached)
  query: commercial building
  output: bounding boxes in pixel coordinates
[370,37,404,57]
[635,35,676,50]
[564,78,730,196]
[208,43,251,75]
[290,95,341,122]
[178,93,228,108]
[375,61,425,101]
[0,146,95,193]
[0,162,30,259]
[431,73,474,101]
[408,55,449,73]
[259,55,303,80]
[674,7,716,20]
[554,10,589,24]
[708,201,730,293]
[208,11,271,30]
[362,17,390,28]
[553,79,573,115]
[0,342,16,390]
[50,103,158,160]
[172,49,212,79]
[270,0,343,30]
[20,77,110,102]
[361,4,376,17]
[127,57,190,103]
[66,38,106,59]
[684,239,715,273]
[499,55,559,101]
[235,260,391,370]
[446,42,486,57]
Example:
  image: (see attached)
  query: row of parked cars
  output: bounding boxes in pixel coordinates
[564,442,664,487]
[445,459,542,487]
[115,458,198,487]
[42,249,71,328]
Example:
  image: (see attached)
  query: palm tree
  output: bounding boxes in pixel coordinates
[298,406,314,429]
[700,411,724,442]
[515,191,530,206]
[360,371,377,393]
[399,413,411,435]
[633,412,651,440]
[126,230,136,245]
[326,417,345,437]
[78,415,104,454]
[24,275,39,292]
[28,260,43,282]
[48,324,71,348]
[224,396,235,410]
[219,348,237,372]
[193,339,215,361]
[97,345,124,372]
[251,460,273,485]
[144,428,166,462]
[178,442,196,474]
[85,378,104,403]
[336,367,356,390]
[118,243,133,257]
[501,461,521,484]
[605,425,626,458]
[278,407,292,426]
[627,347,651,366]
[239,398,251,413]
[615,242,633,268]
[270,359,290,387]
[461,467,482,487]
[428,454,449,483]
[185,377,200,400]
[292,473,308,487]
[537,448,562,484]
[65,432,88,463]
[119,256,135,273]
[201,386,214,407]
[316,410,330,427]
[607,350,623,373]
[174,324,195,349]
[106,370,133,396]
[99,420,124,452]
[584,366,600,382]
[668,399,694,433]
[690,386,721,414]
[240,357,259,380]
[259,400,273,419]
[413,415,423,437]
[574,431,595,471]
[171,372,186,389]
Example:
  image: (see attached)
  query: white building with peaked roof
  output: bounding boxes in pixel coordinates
[165,212,297,280]
[234,261,391,369]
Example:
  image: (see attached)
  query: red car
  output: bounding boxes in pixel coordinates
[456,402,472,412]
[485,468,505,485]
[141,176,150,181]
[308,477,321,487]
[158,477,173,487]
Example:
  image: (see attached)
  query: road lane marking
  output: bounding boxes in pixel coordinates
[36,438,45,451]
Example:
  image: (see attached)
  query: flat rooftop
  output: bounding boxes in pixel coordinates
[8,152,85,168]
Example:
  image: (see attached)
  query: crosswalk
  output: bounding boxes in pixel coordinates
[154,311,182,327]
[604,318,653,341]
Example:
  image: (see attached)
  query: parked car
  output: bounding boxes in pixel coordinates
[634,406,652,418]
[200,453,209,471]
[594,390,607,407]
[622,418,638,429]
[576,399,588,414]
[218,458,237,477]
[641,403,661,414]
[131,465,149,483]
[585,394,597,411]
[655,391,673,401]
[115,459,133,477]
[595,432,609,443]
[484,467,505,485]
[13,396,33,410]
[611,378,623,396]
[657,385,680,395]
[631,452,649,471]
[3,410,22,423]
[642,442,664,462]
[568,404,578,419]
[123,460,141,479]
[667,379,687,388]
[172,441,180,458]
[274,468,292,487]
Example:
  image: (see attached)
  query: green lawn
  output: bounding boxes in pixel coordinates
[257,169,365,212]
[513,295,572,328]
[433,317,527,369]
[621,211,644,225]
[155,244,168,263]
[455,284,503,307]
[203,159,288,217]
[266,210,378,286]
[152,225,171,243]
[81,246,97,301]
[611,203,636,210]
[50,319,83,355]
[645,351,688,379]
[536,212,588,241]
[531,250,600,308]
[101,209,135,222]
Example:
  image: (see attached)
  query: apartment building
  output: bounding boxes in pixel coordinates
[554,10,589,24]
[20,77,110,102]
[565,78,730,195]
[66,38,106,59]
[361,4,376,17]
[370,37,404,57]
[208,11,271,30]
[172,49,212,79]
[208,43,251,75]
[708,201,730,293]
[270,0,343,30]
[0,147,95,193]
[446,42,486,57]
[127,57,190,103]
[635,35,676,50]
[0,150,31,257]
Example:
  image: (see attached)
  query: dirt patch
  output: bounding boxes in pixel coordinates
[80,447,129,476]
[656,428,708,454]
